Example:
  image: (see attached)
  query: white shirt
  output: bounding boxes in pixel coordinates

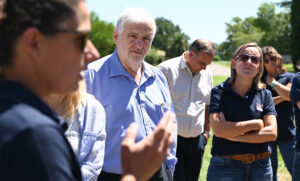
[158,52,213,138]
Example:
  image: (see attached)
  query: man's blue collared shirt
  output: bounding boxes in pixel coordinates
[84,50,177,174]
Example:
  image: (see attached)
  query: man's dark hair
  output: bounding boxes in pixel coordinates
[0,0,78,67]
[188,39,215,54]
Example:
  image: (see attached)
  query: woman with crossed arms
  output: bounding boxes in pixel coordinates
[207,42,277,181]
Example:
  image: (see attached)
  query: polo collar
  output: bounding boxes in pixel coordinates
[276,72,287,79]
[221,78,259,95]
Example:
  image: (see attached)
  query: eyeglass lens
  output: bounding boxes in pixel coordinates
[239,54,259,64]
[79,32,89,51]
[264,57,276,64]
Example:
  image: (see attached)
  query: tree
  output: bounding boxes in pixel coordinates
[218,17,264,59]
[291,0,300,71]
[254,3,291,54]
[218,3,291,60]
[152,17,189,59]
[90,12,115,57]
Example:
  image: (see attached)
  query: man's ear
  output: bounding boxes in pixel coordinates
[188,51,195,58]
[113,29,119,44]
[22,27,42,58]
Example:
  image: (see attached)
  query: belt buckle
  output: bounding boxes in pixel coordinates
[241,153,255,164]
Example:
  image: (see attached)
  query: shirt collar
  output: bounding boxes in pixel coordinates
[276,72,287,79]
[221,78,259,94]
[109,50,131,77]
[0,80,68,130]
[179,52,189,70]
[109,49,155,79]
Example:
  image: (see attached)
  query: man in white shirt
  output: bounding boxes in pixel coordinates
[158,39,215,181]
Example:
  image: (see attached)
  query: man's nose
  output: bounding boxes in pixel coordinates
[84,40,100,63]
[135,39,143,49]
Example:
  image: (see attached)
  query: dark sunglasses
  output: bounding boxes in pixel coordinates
[264,57,276,64]
[237,54,260,64]
[53,29,90,51]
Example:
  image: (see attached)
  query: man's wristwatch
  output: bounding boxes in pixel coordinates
[204,131,211,137]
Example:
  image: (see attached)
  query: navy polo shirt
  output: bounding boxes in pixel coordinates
[209,79,277,156]
[262,72,296,141]
[0,80,81,180]
[290,73,300,151]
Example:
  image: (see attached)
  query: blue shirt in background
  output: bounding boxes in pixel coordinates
[262,72,296,141]
[209,79,277,156]
[84,50,177,174]
[290,72,300,151]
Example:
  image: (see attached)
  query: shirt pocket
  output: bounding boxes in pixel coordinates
[145,102,169,125]
[79,131,98,161]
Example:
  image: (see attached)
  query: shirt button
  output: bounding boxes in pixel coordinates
[245,96,248,99]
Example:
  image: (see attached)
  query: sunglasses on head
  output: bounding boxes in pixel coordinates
[237,54,260,64]
[53,29,90,51]
[264,57,276,64]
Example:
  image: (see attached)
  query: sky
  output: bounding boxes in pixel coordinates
[86,0,284,44]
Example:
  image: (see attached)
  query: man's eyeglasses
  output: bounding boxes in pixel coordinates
[53,29,90,51]
[264,57,276,64]
[237,54,260,64]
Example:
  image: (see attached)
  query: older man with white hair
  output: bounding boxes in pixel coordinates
[84,7,177,181]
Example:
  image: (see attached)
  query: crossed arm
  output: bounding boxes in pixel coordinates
[210,112,277,143]
[266,75,292,105]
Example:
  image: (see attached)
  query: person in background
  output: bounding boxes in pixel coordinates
[46,80,106,181]
[261,46,296,181]
[158,39,215,181]
[0,0,176,180]
[207,42,277,181]
[290,72,300,181]
[84,7,177,181]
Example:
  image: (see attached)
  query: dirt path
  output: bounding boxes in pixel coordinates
[208,62,231,77]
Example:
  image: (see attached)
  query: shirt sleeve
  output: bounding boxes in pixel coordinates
[263,89,277,116]
[206,70,213,105]
[157,64,172,89]
[79,95,106,181]
[291,73,300,105]
[209,86,222,114]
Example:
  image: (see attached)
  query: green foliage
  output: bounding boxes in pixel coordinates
[218,3,291,60]
[213,55,221,61]
[145,48,166,66]
[90,12,115,57]
[254,3,291,54]
[291,0,300,71]
[153,17,190,59]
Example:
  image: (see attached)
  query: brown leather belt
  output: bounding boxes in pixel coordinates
[220,152,271,164]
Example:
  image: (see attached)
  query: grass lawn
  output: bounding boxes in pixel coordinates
[198,75,292,181]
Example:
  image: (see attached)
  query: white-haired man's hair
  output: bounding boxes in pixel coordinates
[115,7,156,38]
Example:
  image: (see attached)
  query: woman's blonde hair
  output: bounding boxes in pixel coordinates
[228,42,265,89]
[47,80,86,120]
